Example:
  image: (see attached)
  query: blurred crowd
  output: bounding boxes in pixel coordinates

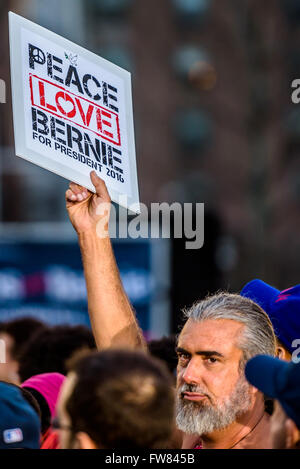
[0,173,299,450]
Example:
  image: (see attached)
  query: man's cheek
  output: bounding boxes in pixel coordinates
[176,367,185,387]
[209,369,239,397]
[208,370,230,390]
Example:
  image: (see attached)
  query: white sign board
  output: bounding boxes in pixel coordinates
[9,12,140,213]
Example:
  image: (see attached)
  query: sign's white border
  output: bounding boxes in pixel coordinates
[9,11,140,213]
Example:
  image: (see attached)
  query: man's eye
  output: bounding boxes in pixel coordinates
[207,357,218,364]
[177,353,190,362]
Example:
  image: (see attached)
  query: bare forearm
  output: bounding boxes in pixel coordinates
[78,231,146,350]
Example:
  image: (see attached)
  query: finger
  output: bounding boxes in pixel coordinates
[90,171,110,201]
[69,182,89,201]
[69,182,88,195]
[66,189,77,202]
[66,189,90,203]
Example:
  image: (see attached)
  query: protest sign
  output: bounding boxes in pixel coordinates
[9,12,140,212]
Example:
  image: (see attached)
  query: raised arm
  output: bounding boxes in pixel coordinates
[66,171,146,350]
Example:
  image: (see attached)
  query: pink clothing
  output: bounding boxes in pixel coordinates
[21,372,65,419]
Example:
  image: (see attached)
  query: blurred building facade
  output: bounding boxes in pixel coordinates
[0,0,299,323]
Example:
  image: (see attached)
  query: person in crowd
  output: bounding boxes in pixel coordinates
[0,380,42,422]
[148,335,190,448]
[241,279,300,361]
[18,324,96,382]
[56,349,174,449]
[245,355,300,449]
[65,172,277,449]
[0,317,46,384]
[21,372,65,448]
[19,386,42,420]
[0,381,40,449]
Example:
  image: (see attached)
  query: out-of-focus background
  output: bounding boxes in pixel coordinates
[0,0,299,337]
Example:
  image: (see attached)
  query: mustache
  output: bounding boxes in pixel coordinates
[177,383,213,403]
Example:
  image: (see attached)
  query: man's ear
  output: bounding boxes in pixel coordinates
[276,346,290,362]
[76,432,98,450]
[285,419,300,449]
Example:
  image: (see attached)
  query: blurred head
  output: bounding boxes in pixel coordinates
[148,335,178,379]
[176,292,276,435]
[270,401,300,449]
[245,355,300,449]
[22,372,65,435]
[56,349,174,449]
[0,381,41,449]
[0,329,18,383]
[0,381,42,421]
[0,317,46,384]
[18,324,96,382]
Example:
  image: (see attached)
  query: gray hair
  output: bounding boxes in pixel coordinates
[183,292,276,368]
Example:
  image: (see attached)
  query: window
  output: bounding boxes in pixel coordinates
[172,0,211,26]
[173,46,216,90]
[87,0,133,18]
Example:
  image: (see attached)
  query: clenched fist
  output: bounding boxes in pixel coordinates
[66,171,111,236]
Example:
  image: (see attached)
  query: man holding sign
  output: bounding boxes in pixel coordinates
[10,12,276,450]
[66,173,276,449]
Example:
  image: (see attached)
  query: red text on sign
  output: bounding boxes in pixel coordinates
[30,74,121,146]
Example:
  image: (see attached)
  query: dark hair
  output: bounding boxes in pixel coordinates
[0,317,46,360]
[66,349,174,449]
[18,325,96,381]
[19,387,42,421]
[148,335,178,376]
[23,387,51,435]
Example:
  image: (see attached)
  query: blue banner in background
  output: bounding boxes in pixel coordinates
[0,240,154,335]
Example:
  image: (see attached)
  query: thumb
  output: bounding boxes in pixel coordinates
[90,171,111,202]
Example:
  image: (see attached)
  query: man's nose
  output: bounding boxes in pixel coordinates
[182,359,202,385]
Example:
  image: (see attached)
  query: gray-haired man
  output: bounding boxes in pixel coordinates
[65,172,276,449]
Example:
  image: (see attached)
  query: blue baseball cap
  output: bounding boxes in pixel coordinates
[0,382,41,449]
[245,355,300,429]
[240,279,300,354]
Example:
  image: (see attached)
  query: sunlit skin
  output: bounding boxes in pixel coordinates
[0,332,19,384]
[57,372,98,450]
[56,372,77,449]
[276,344,292,362]
[66,172,146,351]
[177,318,272,449]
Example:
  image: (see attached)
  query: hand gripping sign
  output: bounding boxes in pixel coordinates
[9,12,140,213]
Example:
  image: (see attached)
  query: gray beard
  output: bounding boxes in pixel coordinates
[175,375,253,435]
